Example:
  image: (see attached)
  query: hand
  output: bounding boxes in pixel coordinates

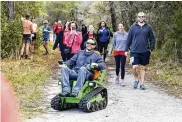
[125,52,128,56]
[91,63,98,67]
[108,51,112,55]
[44,29,48,32]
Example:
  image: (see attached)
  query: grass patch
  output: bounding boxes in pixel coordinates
[1,42,61,119]
[146,50,182,98]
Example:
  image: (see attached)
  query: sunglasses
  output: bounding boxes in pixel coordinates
[138,16,145,18]
[86,42,96,45]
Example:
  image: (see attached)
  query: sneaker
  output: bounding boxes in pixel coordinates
[133,80,139,89]
[120,79,125,87]
[115,76,119,84]
[43,52,49,55]
[59,92,70,97]
[20,55,24,60]
[25,55,29,59]
[140,84,146,90]
[70,92,78,97]
[58,60,64,65]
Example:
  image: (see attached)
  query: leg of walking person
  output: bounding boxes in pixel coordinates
[139,51,151,90]
[44,41,49,55]
[103,42,108,62]
[20,43,25,59]
[114,55,120,84]
[98,42,104,54]
[130,52,140,89]
[25,38,31,59]
[120,55,126,86]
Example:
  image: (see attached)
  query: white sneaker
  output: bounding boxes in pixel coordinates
[115,76,119,84]
[120,79,125,86]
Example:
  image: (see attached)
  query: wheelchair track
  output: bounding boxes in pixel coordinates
[25,58,182,122]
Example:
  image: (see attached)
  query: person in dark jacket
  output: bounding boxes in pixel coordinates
[125,12,156,90]
[97,21,113,62]
[82,25,97,50]
[53,21,70,62]
[59,38,106,97]
[81,24,87,36]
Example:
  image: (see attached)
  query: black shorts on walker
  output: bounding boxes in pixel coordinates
[130,51,151,66]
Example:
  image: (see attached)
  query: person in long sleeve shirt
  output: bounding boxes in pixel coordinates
[125,12,156,90]
[109,23,128,86]
[60,38,106,97]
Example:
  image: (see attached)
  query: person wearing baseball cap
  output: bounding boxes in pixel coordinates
[42,20,51,55]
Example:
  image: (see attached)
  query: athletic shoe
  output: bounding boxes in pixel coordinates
[115,76,119,84]
[140,84,146,90]
[59,92,70,97]
[133,80,139,89]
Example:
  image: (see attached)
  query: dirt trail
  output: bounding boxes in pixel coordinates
[25,62,182,122]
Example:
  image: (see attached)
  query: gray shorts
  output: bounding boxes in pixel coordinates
[23,34,32,44]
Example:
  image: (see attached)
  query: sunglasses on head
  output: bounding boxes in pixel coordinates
[86,42,96,45]
[138,16,145,18]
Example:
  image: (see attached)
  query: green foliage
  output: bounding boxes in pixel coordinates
[1,1,45,58]
[45,1,80,24]
[1,20,22,58]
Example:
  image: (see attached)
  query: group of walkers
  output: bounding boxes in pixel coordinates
[20,11,155,97]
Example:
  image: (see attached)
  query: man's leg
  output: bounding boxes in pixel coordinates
[72,67,92,96]
[139,51,150,90]
[31,40,35,53]
[45,41,49,54]
[20,43,25,59]
[61,66,77,95]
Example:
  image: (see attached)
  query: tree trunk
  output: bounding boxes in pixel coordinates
[7,1,14,20]
[109,1,117,32]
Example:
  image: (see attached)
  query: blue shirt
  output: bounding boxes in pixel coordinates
[42,26,51,39]
[125,23,155,53]
[98,27,110,42]
[65,50,106,73]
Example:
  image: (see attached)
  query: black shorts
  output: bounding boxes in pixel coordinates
[23,34,31,44]
[32,33,37,40]
[130,51,151,66]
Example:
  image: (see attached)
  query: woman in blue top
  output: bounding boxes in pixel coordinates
[97,21,113,62]
[42,20,51,55]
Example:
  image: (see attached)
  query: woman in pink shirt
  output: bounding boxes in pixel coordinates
[63,21,82,59]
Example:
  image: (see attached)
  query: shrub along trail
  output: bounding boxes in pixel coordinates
[1,47,61,119]
[25,57,182,122]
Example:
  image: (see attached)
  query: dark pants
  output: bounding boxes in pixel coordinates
[98,42,108,61]
[60,45,67,62]
[114,55,126,79]
[67,54,74,60]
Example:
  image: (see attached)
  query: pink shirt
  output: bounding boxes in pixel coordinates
[64,31,83,54]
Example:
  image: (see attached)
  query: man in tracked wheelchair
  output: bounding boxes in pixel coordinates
[60,38,106,97]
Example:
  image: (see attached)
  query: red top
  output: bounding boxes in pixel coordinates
[113,50,126,56]
[54,24,63,34]
[52,24,57,31]
[88,33,94,38]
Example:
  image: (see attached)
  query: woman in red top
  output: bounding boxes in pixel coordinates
[63,21,82,59]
